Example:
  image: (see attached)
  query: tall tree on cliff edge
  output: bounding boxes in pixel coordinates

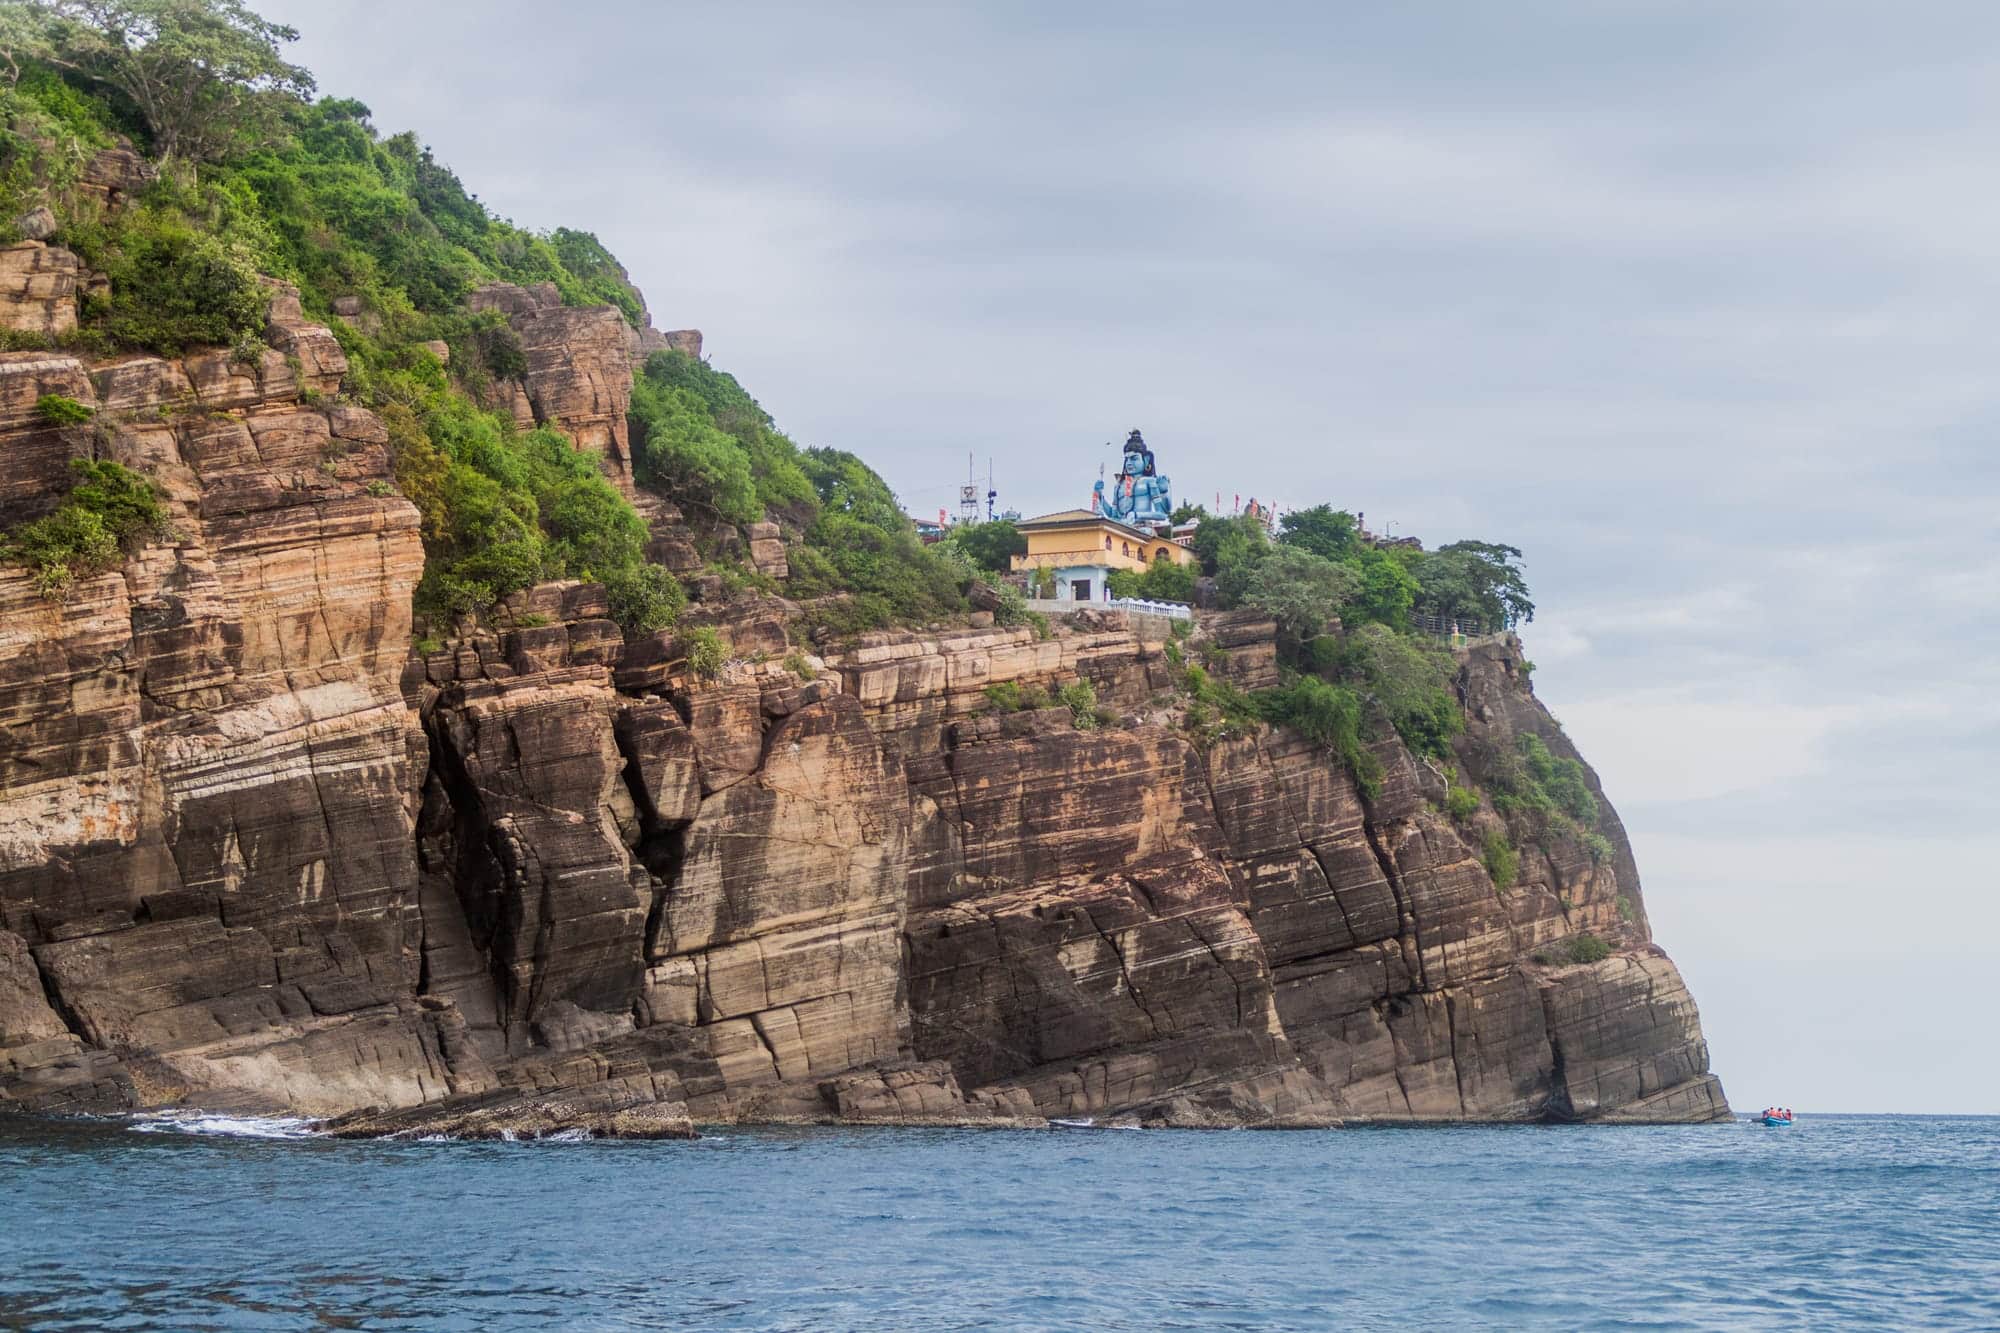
[18,0,312,167]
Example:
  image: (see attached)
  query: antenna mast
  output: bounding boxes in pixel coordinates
[958,451,980,526]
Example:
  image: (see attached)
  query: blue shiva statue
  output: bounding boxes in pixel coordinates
[1093,429,1173,528]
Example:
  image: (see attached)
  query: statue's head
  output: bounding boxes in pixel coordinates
[1121,429,1152,479]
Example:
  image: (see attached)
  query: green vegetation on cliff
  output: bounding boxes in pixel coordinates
[1105,557,1195,604]
[629,349,970,631]
[1191,502,1533,637]
[377,358,682,633]
[942,518,1025,576]
[2,0,970,635]
[2,457,164,596]
[1169,493,1540,800]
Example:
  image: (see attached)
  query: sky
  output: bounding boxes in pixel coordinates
[262,0,2000,1113]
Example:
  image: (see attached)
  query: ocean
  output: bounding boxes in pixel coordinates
[0,1113,1994,1330]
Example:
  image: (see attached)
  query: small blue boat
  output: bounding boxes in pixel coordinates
[1758,1107,1794,1127]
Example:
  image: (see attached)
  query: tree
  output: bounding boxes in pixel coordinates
[1409,540,1534,629]
[36,0,314,165]
[1106,556,1197,604]
[1349,546,1418,628]
[1277,504,1360,561]
[943,519,1025,574]
[628,375,759,524]
[0,4,59,86]
[1169,502,1208,526]
[1191,512,1269,604]
[1242,545,1361,641]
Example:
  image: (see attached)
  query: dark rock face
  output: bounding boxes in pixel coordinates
[0,564,1727,1124]
[0,303,495,1117]
[0,254,1726,1129]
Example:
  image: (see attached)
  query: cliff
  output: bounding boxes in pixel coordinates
[0,93,1727,1130]
[0,271,1728,1125]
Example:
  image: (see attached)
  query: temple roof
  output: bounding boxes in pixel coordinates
[1017,508,1160,540]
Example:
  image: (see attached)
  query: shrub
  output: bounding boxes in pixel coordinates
[783,651,814,681]
[384,384,677,635]
[94,214,269,354]
[1565,934,1612,965]
[990,582,1031,628]
[1445,783,1479,821]
[684,625,725,680]
[1174,662,1259,738]
[1484,732,1598,829]
[1106,557,1197,604]
[35,394,93,425]
[629,375,758,524]
[983,681,1024,713]
[1482,828,1518,891]
[786,448,965,628]
[1056,679,1100,729]
[631,350,821,521]
[470,312,526,381]
[1255,674,1380,798]
[1314,623,1462,760]
[2,458,165,596]
[1519,734,1597,823]
[599,562,684,636]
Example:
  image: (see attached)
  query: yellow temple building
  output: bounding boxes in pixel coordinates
[1011,509,1197,605]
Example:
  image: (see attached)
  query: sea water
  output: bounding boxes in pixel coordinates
[1,1113,1995,1330]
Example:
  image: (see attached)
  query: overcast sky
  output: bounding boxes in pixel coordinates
[264,0,1999,1113]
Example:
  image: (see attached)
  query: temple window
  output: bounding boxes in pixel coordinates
[1104,535,1112,550]
[1121,541,1131,556]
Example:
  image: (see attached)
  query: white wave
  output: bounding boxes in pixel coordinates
[127,1110,321,1140]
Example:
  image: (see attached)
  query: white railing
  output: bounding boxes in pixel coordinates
[1110,597,1192,620]
[1022,596,1192,620]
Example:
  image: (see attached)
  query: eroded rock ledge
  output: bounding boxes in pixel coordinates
[0,280,1727,1132]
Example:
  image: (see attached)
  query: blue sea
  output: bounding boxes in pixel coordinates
[1,1113,1995,1330]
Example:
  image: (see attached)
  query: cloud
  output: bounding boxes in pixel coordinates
[1560,691,1859,806]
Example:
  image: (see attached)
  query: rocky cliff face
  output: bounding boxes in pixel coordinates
[0,239,1726,1129]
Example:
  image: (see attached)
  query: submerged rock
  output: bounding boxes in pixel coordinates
[325,1094,697,1141]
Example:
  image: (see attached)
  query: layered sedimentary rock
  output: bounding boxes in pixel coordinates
[0,263,1725,1130]
[0,518,1727,1123]
[0,299,494,1116]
